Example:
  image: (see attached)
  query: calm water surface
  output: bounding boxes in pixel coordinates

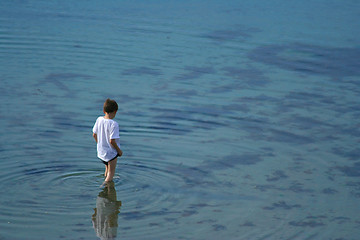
[0,1,359,239]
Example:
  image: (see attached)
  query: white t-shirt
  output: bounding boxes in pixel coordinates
[92,116,121,161]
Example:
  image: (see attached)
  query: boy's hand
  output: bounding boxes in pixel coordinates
[110,139,122,158]
[118,149,123,157]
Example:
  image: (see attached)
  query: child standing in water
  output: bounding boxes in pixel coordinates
[93,99,123,182]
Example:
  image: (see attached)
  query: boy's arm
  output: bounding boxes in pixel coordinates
[110,139,123,157]
[93,133,98,143]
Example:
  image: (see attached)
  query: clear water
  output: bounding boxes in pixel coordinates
[0,1,359,239]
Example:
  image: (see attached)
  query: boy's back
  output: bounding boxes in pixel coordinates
[93,116,121,161]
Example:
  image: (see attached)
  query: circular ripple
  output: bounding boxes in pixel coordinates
[0,155,212,239]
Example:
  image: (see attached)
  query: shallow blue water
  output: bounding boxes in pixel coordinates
[0,1,359,239]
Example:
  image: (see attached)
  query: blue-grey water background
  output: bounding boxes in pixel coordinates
[0,1,359,239]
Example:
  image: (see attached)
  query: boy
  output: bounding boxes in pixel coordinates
[93,99,123,183]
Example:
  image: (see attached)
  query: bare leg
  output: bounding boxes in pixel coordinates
[105,158,117,182]
[104,164,108,178]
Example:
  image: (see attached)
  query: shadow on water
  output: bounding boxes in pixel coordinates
[92,181,122,240]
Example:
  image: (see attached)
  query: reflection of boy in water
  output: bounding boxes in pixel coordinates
[92,181,122,240]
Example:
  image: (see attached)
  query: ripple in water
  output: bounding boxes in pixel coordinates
[0,154,232,239]
[1,1,360,240]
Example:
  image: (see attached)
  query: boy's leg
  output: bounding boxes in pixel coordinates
[105,158,117,182]
[104,164,108,178]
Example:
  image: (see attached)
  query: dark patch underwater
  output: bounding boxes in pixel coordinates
[248,43,360,79]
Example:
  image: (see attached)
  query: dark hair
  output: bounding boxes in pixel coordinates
[103,98,118,113]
